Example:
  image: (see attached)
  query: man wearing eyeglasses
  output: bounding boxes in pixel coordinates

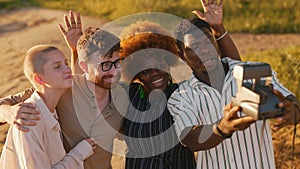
[0,15,129,169]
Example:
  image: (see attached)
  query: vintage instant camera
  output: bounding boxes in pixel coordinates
[231,63,284,120]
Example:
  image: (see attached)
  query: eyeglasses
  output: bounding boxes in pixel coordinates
[91,58,124,72]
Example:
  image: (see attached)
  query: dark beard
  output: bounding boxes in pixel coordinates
[94,74,120,89]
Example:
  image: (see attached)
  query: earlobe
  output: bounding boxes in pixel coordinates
[34,74,45,85]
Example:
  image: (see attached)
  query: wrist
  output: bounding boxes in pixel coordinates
[214,118,233,139]
[212,24,226,36]
[215,31,228,41]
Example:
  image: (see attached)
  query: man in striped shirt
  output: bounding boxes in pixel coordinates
[167,15,300,169]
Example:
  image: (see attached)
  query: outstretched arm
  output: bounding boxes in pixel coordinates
[181,104,255,151]
[58,10,84,74]
[193,0,241,60]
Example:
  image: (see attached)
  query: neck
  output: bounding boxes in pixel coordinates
[86,80,110,99]
[86,80,110,112]
[37,88,66,113]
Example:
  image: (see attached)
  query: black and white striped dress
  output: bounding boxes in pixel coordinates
[124,83,196,169]
[168,57,292,169]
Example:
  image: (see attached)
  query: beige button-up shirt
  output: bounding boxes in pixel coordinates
[0,91,93,169]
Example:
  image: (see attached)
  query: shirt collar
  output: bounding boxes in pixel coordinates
[30,91,60,130]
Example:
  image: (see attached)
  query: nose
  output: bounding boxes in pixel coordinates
[149,68,162,76]
[63,64,71,73]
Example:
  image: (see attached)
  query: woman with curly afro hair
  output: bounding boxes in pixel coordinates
[119,20,197,169]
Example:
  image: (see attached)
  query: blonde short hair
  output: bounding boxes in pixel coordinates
[23,45,59,86]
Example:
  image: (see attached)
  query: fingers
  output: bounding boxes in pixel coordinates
[231,116,256,129]
[220,103,255,133]
[224,104,240,121]
[14,122,30,132]
[219,0,224,6]
[12,103,40,131]
[273,118,288,131]
[16,110,40,121]
[61,10,81,32]
[223,103,232,111]
[76,12,82,31]
[85,137,97,150]
[16,104,40,121]
[273,102,299,130]
[192,10,205,20]
[278,99,292,108]
[19,102,36,109]
[273,89,285,100]
[200,0,208,7]
[205,0,222,6]
[58,24,67,35]
[70,10,76,28]
[64,14,72,31]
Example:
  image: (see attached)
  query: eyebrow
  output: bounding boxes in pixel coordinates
[50,59,68,65]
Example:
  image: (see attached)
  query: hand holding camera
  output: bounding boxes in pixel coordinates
[232,63,284,120]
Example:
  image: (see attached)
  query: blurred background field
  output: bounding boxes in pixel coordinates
[0,0,299,169]
[1,0,300,33]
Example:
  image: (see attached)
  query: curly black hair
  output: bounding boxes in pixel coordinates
[120,21,179,83]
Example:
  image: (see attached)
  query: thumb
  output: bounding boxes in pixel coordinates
[192,10,205,20]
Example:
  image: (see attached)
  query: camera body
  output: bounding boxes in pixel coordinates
[231,63,283,120]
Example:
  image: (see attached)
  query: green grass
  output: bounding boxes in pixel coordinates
[1,0,300,33]
[242,46,300,99]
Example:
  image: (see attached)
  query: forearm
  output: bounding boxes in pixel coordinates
[71,49,84,75]
[0,88,34,123]
[181,123,230,151]
[52,140,93,169]
[212,25,241,61]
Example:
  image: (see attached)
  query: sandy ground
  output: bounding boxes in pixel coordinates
[0,7,299,169]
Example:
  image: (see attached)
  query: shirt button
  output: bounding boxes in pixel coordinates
[93,106,97,109]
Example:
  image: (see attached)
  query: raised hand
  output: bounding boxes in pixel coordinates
[58,10,83,51]
[193,0,224,27]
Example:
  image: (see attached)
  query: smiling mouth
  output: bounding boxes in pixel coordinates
[152,78,164,84]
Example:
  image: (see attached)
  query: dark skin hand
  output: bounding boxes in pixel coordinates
[272,90,300,130]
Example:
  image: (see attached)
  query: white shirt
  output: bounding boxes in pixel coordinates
[0,91,93,169]
[168,58,292,169]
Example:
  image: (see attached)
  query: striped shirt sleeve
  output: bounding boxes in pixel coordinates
[270,70,293,97]
[167,82,200,138]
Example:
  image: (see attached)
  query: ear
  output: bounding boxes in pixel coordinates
[33,74,45,85]
[79,61,88,73]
